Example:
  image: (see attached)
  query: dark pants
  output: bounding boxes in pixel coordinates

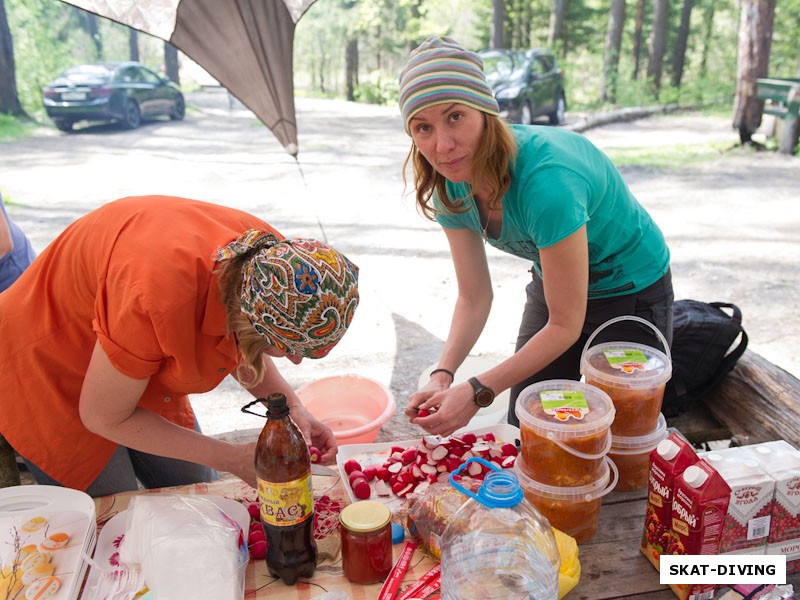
[508,269,674,426]
[23,418,218,497]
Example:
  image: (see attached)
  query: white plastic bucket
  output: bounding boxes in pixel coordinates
[515,455,618,544]
[515,379,615,487]
[608,413,668,492]
[580,315,672,437]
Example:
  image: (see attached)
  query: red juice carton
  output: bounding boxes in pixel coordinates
[641,432,699,571]
[714,457,775,555]
[667,460,731,600]
[760,449,800,574]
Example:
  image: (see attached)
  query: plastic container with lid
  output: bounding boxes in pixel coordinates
[514,455,618,544]
[339,500,393,584]
[515,379,615,487]
[609,413,668,492]
[580,316,672,437]
[440,458,560,600]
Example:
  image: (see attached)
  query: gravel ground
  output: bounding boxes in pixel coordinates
[1,90,797,442]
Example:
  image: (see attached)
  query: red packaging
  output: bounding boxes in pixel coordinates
[762,449,800,575]
[667,460,732,600]
[641,432,699,570]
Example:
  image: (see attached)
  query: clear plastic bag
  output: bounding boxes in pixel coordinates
[119,495,248,600]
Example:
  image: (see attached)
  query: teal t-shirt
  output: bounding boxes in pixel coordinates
[435,125,670,298]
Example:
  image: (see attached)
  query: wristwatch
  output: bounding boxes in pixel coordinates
[468,377,495,408]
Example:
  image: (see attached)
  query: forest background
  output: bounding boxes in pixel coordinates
[1,0,799,145]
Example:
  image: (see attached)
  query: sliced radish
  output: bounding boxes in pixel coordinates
[351,477,371,500]
[375,480,391,496]
[501,443,518,457]
[401,448,417,464]
[343,459,363,475]
[430,445,449,461]
[501,455,517,468]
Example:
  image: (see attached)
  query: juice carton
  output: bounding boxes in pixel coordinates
[760,449,800,575]
[667,460,732,600]
[714,457,775,555]
[641,432,699,571]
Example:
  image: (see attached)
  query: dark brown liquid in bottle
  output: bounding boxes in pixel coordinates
[255,393,317,585]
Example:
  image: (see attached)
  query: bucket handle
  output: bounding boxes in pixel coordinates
[584,457,619,502]
[582,315,671,363]
[549,428,612,460]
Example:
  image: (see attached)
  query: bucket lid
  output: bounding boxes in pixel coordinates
[610,413,668,453]
[515,379,615,439]
[581,341,671,389]
[514,455,618,503]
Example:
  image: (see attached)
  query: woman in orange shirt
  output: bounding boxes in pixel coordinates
[0,196,360,496]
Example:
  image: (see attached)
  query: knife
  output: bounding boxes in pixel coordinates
[311,463,338,477]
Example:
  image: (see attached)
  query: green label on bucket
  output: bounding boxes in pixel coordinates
[603,349,647,373]
[540,390,589,421]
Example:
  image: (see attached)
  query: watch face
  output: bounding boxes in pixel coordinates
[474,389,495,408]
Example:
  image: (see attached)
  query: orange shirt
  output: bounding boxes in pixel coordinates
[0,196,280,490]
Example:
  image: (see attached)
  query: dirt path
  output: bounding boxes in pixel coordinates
[1,90,797,440]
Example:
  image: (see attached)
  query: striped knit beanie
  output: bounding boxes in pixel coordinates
[399,36,499,134]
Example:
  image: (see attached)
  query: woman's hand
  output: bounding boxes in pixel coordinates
[287,402,338,465]
[408,382,479,437]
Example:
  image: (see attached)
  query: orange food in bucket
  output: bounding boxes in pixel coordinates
[515,456,618,544]
[580,316,672,437]
[608,413,668,492]
[516,380,615,487]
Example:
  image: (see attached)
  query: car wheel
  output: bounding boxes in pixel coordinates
[549,92,566,125]
[121,100,141,129]
[520,102,533,125]
[54,120,74,133]
[170,94,185,121]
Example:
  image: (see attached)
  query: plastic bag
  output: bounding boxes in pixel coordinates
[118,495,248,600]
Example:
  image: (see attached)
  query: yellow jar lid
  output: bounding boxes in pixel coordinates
[339,500,391,533]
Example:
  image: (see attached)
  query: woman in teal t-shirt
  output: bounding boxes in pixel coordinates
[400,36,673,434]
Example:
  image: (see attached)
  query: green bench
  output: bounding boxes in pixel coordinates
[756,77,800,154]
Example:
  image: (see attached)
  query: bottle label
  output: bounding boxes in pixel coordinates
[257,474,314,527]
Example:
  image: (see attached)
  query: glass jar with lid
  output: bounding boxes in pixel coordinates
[339,500,393,584]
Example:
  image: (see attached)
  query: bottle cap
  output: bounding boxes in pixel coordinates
[657,439,680,460]
[391,522,405,544]
[683,465,708,488]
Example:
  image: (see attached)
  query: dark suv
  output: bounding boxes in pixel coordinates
[479,49,566,125]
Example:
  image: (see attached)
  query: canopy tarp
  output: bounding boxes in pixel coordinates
[61,0,317,156]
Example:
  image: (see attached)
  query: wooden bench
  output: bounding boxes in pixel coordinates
[757,77,800,154]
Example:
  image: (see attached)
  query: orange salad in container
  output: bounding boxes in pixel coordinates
[515,380,615,487]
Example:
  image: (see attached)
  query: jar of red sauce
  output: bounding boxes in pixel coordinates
[339,500,393,584]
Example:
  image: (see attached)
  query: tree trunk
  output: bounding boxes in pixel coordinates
[129,28,139,62]
[164,42,179,84]
[87,12,102,60]
[548,0,567,54]
[698,1,715,79]
[671,0,694,88]
[345,37,358,102]
[0,0,24,117]
[646,0,669,95]
[602,0,626,104]
[631,0,646,80]
[491,0,507,49]
[732,0,776,144]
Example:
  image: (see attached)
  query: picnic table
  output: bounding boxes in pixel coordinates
[91,468,800,599]
[757,77,800,154]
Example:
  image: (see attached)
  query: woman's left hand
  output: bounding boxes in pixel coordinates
[410,382,479,437]
[288,402,338,464]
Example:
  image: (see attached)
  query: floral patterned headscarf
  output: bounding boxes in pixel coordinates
[213,230,360,358]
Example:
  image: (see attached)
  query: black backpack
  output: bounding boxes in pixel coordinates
[662,300,748,417]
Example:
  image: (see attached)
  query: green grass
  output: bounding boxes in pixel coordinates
[0,114,39,141]
[604,142,732,169]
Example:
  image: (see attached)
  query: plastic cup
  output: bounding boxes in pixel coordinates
[608,413,668,492]
[580,316,672,437]
[515,455,618,544]
[515,380,615,487]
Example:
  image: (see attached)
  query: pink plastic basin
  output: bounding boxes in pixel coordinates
[295,375,396,445]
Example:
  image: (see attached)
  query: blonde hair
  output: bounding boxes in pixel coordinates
[403,114,517,220]
[215,256,269,388]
